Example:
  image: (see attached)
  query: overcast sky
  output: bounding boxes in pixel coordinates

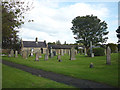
[18,0,119,44]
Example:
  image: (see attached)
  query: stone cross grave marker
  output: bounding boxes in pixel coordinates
[15,50,18,57]
[106,46,111,65]
[70,47,76,60]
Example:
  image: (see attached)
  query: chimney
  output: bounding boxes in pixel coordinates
[35,37,38,44]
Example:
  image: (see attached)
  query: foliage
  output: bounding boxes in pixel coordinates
[71,15,109,49]
[2,0,33,49]
[87,48,105,56]
[56,40,61,45]
[106,43,118,53]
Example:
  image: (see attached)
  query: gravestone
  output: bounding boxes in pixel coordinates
[90,41,93,57]
[90,63,94,68]
[27,50,30,57]
[22,51,27,59]
[60,49,64,56]
[50,47,53,58]
[68,50,70,56]
[91,53,94,57]
[44,49,49,60]
[106,46,111,65]
[53,51,56,56]
[70,47,76,60]
[57,55,61,60]
[10,49,14,57]
[35,52,39,61]
[15,50,18,57]
[30,49,34,57]
[38,51,42,58]
[58,60,62,62]
[84,48,87,55]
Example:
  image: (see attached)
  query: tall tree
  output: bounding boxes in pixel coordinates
[71,15,109,49]
[56,40,61,45]
[2,0,33,50]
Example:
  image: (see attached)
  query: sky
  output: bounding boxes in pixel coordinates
[18,0,119,44]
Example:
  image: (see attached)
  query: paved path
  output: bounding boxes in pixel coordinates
[2,60,115,88]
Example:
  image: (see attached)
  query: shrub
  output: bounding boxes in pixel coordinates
[87,47,105,56]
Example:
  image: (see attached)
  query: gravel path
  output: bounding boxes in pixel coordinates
[2,60,116,88]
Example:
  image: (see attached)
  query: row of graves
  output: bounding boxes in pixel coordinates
[8,47,78,62]
[8,45,112,66]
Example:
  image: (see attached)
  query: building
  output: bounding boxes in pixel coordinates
[21,37,47,54]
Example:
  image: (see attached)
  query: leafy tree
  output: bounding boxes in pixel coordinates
[2,0,33,50]
[106,43,118,53]
[71,15,109,50]
[56,40,61,45]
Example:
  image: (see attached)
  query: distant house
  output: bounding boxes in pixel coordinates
[21,37,47,54]
[21,37,83,54]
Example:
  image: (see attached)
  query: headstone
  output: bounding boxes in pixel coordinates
[22,51,27,59]
[15,50,18,57]
[35,52,39,61]
[58,60,62,62]
[53,51,56,56]
[44,49,49,60]
[60,49,64,56]
[106,46,111,65]
[90,63,94,68]
[57,55,61,60]
[84,48,87,55]
[68,50,70,56]
[90,41,93,57]
[10,49,14,57]
[70,47,76,60]
[49,47,53,58]
[91,53,94,57]
[30,49,34,57]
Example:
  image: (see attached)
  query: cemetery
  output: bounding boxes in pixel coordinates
[2,45,119,88]
[1,1,119,88]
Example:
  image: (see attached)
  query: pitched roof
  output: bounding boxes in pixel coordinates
[48,44,83,49]
[23,41,46,48]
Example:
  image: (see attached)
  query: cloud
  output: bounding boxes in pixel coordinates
[19,0,115,44]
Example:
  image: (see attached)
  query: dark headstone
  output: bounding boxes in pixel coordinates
[58,60,62,62]
[90,63,94,68]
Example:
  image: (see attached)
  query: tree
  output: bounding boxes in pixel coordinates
[56,40,61,45]
[2,0,33,50]
[71,15,109,50]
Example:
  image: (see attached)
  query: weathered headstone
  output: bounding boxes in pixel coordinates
[91,53,94,57]
[22,51,27,59]
[57,55,61,60]
[70,47,76,60]
[49,47,53,58]
[106,46,111,65]
[35,52,39,61]
[60,49,64,56]
[90,63,94,68]
[84,47,87,55]
[15,50,18,57]
[90,41,93,57]
[53,51,56,56]
[44,49,49,60]
[10,49,14,57]
[30,49,34,57]
[58,60,62,62]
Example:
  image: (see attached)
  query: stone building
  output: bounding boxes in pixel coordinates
[21,37,47,54]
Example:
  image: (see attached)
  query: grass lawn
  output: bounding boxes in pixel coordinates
[2,64,74,88]
[2,53,118,87]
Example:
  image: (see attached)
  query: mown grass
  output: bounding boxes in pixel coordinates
[2,53,118,87]
[2,64,74,88]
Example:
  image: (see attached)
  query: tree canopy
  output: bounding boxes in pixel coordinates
[2,0,33,50]
[71,15,109,49]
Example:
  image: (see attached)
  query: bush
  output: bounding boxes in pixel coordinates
[87,48,105,56]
